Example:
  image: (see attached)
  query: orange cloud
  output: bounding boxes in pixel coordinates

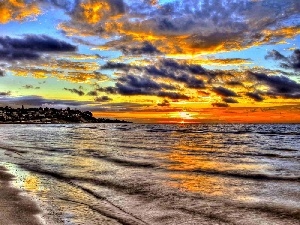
[0,0,41,24]
[10,68,48,79]
[42,60,100,71]
[80,1,111,24]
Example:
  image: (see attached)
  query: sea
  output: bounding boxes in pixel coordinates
[0,123,299,225]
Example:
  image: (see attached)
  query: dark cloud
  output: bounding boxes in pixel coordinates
[101,59,211,90]
[121,42,161,55]
[223,97,238,103]
[226,80,244,86]
[101,62,133,71]
[0,91,11,96]
[265,50,286,61]
[95,96,112,102]
[96,73,189,100]
[157,91,189,100]
[117,74,175,91]
[0,35,77,61]
[63,87,85,96]
[76,0,300,55]
[96,86,118,94]
[281,49,300,71]
[160,59,206,75]
[0,70,5,77]
[249,71,300,98]
[145,59,206,89]
[265,49,300,71]
[87,90,98,96]
[0,35,77,52]
[157,99,170,107]
[0,49,39,61]
[113,74,177,97]
[212,86,238,97]
[246,92,264,102]
[212,102,229,107]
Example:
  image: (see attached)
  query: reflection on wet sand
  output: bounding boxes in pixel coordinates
[24,175,40,192]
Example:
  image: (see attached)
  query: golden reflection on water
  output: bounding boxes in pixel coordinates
[167,149,262,172]
[168,173,226,196]
[163,133,267,197]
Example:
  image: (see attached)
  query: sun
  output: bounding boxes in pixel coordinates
[178,111,192,120]
[166,111,196,123]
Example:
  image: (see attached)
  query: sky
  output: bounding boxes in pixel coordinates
[0,0,300,123]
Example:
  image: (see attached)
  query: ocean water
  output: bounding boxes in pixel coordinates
[0,123,299,225]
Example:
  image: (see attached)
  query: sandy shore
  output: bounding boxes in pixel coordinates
[0,166,43,225]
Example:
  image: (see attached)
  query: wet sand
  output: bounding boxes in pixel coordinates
[0,166,42,225]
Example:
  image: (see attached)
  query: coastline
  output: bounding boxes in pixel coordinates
[0,166,43,225]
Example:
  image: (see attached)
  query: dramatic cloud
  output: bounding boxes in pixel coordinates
[246,92,264,102]
[114,74,188,99]
[2,1,300,56]
[0,91,11,96]
[212,102,229,107]
[63,87,85,96]
[249,71,300,98]
[10,68,49,79]
[95,72,190,100]
[222,97,238,103]
[145,59,206,89]
[0,0,41,24]
[225,80,244,87]
[120,42,161,55]
[280,50,300,71]
[0,35,77,61]
[65,0,300,55]
[212,86,238,97]
[265,49,300,71]
[265,50,286,61]
[87,90,98,96]
[95,96,112,102]
[101,62,133,71]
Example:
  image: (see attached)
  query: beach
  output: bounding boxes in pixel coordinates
[0,123,299,225]
[0,166,42,225]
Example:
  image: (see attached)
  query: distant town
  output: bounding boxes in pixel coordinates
[0,106,131,124]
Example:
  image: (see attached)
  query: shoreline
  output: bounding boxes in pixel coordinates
[0,166,44,225]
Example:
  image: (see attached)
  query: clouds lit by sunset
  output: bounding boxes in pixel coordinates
[0,0,300,123]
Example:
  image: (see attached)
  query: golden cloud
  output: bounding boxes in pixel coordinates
[63,71,109,83]
[80,1,111,24]
[10,67,48,79]
[42,60,100,71]
[0,0,41,24]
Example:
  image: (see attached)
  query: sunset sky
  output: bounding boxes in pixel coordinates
[0,0,300,123]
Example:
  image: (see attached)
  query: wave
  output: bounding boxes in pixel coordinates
[255,131,300,135]
[84,151,158,169]
[271,147,299,152]
[0,145,27,155]
[238,152,297,159]
[187,169,300,182]
[18,164,149,225]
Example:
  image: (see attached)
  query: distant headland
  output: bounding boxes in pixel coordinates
[0,106,131,124]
